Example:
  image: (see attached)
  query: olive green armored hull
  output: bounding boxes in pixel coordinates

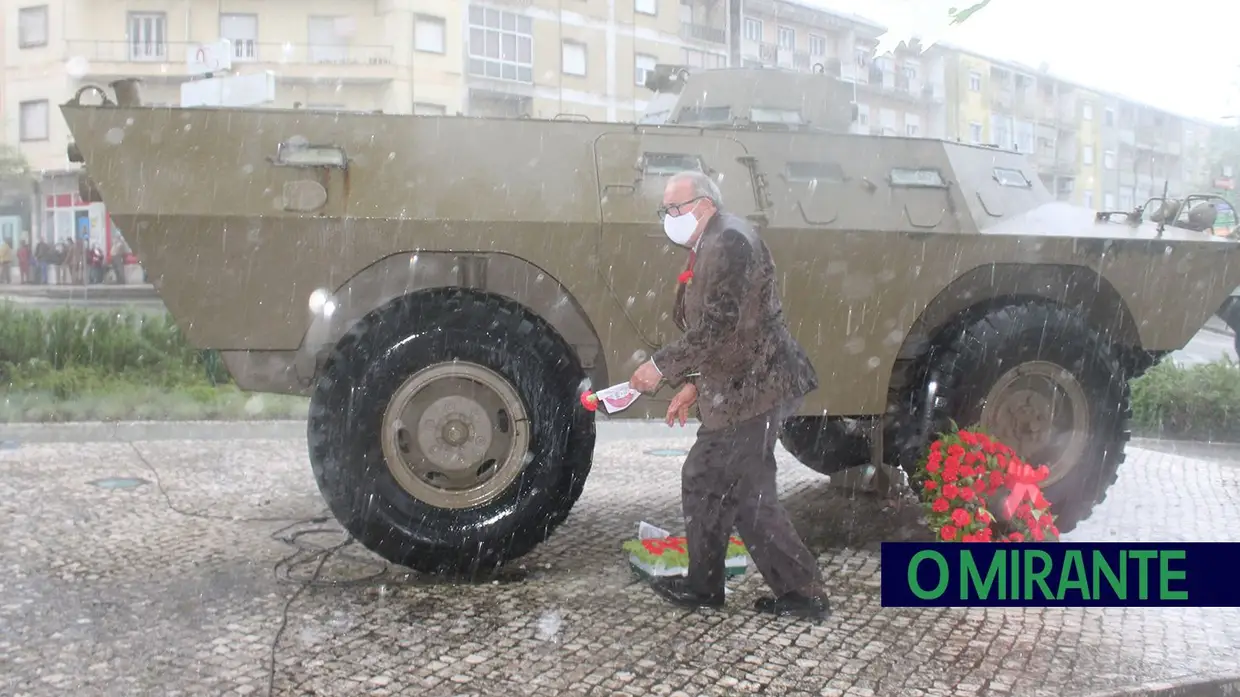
[61,101,1240,418]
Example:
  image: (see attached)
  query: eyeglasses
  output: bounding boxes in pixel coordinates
[656,196,707,221]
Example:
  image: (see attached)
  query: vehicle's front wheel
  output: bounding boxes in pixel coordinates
[307,290,595,577]
[893,302,1131,533]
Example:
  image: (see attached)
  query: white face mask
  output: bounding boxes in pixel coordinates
[662,202,701,247]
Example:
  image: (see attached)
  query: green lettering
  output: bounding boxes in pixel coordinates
[1023,550,1054,600]
[908,550,949,599]
[1010,548,1020,598]
[1130,550,1158,600]
[961,550,1005,600]
[1159,550,1188,601]
[1092,550,1126,599]
[1056,550,1090,600]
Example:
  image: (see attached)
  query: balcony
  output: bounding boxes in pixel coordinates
[64,40,397,84]
[680,23,726,45]
[991,89,1014,111]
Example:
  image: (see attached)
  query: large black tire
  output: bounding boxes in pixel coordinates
[892,302,1131,533]
[779,416,874,476]
[307,290,595,577]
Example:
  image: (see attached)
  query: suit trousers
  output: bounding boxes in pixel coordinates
[682,398,823,598]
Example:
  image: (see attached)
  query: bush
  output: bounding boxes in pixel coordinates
[1130,358,1240,441]
[0,303,231,393]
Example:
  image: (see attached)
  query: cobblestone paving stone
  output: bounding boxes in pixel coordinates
[1,431,1238,697]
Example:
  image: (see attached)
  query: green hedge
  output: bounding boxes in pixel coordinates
[3,303,1240,436]
[1130,359,1240,441]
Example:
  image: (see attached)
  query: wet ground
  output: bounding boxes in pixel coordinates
[1,423,1238,697]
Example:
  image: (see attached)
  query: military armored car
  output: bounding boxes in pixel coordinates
[61,67,1240,575]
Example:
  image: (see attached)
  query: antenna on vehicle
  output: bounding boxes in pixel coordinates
[1156,178,1170,238]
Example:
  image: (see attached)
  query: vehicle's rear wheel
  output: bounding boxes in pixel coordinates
[892,302,1131,533]
[779,416,873,476]
[307,289,595,577]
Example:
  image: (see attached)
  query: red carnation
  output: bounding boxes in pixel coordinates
[942,483,960,500]
[940,525,958,541]
[924,480,938,491]
[951,508,972,528]
[932,497,950,513]
[1008,532,1024,542]
[959,487,975,502]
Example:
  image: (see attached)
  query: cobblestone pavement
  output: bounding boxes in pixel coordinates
[2,428,1239,697]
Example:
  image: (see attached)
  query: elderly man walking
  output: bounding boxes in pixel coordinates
[629,170,828,621]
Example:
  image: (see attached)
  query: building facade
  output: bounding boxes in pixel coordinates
[940,46,1227,208]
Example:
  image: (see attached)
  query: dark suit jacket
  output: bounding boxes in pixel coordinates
[652,211,819,430]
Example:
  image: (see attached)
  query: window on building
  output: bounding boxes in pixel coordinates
[743,18,762,42]
[856,104,869,126]
[1104,193,1116,209]
[777,26,795,50]
[18,5,49,48]
[635,0,657,16]
[854,47,870,68]
[128,12,167,61]
[901,63,918,81]
[968,71,981,92]
[1083,190,1094,208]
[1104,107,1115,127]
[969,121,983,144]
[1082,102,1093,120]
[1083,145,1093,166]
[413,103,447,115]
[415,15,446,53]
[1103,150,1116,169]
[20,100,49,141]
[809,34,826,57]
[468,6,533,83]
[1119,191,1133,210]
[682,48,726,69]
[562,40,586,76]
[879,108,897,136]
[905,114,921,137]
[220,13,258,60]
[635,53,657,87]
[307,16,349,63]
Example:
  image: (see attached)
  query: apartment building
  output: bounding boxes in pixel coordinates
[941,46,1226,208]
[3,0,706,244]
[725,0,947,139]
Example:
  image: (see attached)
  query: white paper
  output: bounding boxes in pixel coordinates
[594,381,641,414]
[638,521,671,540]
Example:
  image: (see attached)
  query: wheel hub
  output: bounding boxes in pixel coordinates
[381,362,530,510]
[980,360,1090,488]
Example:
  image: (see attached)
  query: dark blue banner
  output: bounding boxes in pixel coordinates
[880,543,1240,607]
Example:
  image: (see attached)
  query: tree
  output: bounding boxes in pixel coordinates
[0,145,32,187]
[948,0,995,26]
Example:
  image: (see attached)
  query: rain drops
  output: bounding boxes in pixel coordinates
[309,288,337,317]
[104,128,125,145]
[65,56,91,78]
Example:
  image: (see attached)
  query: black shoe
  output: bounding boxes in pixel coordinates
[754,592,830,621]
[648,576,725,609]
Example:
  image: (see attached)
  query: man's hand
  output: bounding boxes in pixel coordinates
[666,383,698,427]
[629,359,662,393]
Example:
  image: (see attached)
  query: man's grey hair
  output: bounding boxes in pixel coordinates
[670,169,723,206]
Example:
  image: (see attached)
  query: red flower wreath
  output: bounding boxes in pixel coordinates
[915,423,1060,543]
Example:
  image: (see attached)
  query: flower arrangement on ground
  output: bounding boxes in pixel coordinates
[621,522,750,578]
[915,423,1061,543]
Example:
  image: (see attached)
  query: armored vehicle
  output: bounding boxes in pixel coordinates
[62,67,1240,575]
